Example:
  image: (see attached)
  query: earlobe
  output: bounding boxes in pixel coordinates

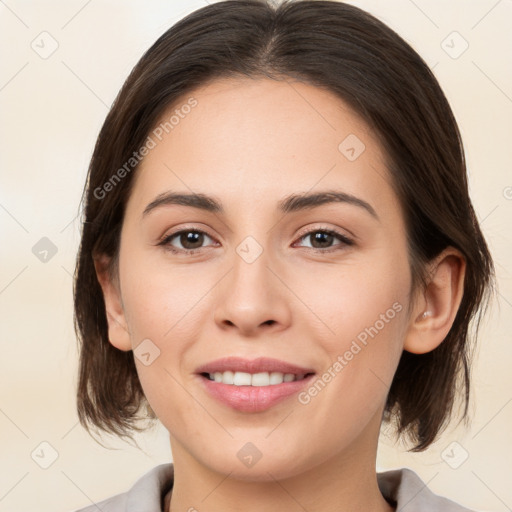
[93,254,132,352]
[404,248,466,354]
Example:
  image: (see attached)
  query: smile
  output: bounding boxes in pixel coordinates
[196,357,316,412]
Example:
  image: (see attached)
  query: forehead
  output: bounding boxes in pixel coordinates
[128,77,394,218]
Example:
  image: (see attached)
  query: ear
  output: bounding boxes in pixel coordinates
[93,254,132,352]
[404,247,466,354]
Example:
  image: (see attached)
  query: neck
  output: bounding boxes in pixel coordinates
[166,412,395,512]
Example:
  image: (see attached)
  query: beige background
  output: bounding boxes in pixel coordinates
[0,1,511,511]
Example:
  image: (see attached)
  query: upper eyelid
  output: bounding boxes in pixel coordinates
[295,224,352,241]
[293,228,354,248]
[160,226,217,243]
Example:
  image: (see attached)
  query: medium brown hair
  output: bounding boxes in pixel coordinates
[74,0,494,451]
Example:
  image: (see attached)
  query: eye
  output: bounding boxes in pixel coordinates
[158,227,353,255]
[159,229,218,254]
[293,228,354,252]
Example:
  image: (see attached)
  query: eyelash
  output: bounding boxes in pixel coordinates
[158,226,354,255]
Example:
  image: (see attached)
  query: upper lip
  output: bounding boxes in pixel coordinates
[195,357,315,375]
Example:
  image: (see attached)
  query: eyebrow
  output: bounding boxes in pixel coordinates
[142,190,378,220]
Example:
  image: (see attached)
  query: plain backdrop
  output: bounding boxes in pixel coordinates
[0,1,511,511]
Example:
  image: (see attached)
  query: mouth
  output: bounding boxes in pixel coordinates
[195,357,316,412]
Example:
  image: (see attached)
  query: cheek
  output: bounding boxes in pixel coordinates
[292,296,407,464]
[299,250,410,414]
[297,245,411,354]
[117,248,224,423]
[119,246,215,345]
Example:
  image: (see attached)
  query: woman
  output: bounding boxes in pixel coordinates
[72,1,494,510]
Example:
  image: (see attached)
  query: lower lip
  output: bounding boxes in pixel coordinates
[198,374,315,412]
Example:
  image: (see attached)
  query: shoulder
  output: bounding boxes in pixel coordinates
[377,467,480,512]
[71,463,174,512]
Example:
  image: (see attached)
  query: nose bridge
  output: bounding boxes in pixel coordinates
[213,231,291,334]
[230,234,275,310]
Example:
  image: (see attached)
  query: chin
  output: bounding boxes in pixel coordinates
[193,441,318,483]
[213,459,304,482]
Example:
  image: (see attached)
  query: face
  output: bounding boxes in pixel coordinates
[109,77,416,480]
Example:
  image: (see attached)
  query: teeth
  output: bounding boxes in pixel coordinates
[251,372,270,386]
[233,371,252,386]
[208,371,306,386]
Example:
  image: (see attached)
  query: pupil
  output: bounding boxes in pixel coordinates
[182,231,203,249]
[313,232,332,248]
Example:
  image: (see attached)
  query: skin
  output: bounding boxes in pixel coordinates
[95,77,465,512]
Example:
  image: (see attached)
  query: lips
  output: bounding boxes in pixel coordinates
[195,357,316,412]
[195,356,315,375]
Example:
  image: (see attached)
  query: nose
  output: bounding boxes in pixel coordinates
[213,242,292,337]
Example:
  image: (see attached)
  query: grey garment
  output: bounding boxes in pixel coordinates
[73,463,478,512]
